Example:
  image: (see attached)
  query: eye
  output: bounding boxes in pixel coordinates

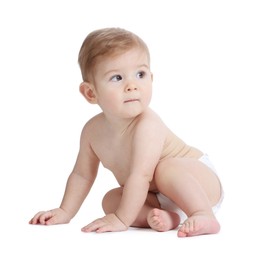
[110,75,122,82]
[137,71,146,79]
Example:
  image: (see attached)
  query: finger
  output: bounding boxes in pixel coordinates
[39,211,53,225]
[46,215,58,225]
[81,223,99,232]
[96,224,113,233]
[29,211,46,225]
[81,220,105,233]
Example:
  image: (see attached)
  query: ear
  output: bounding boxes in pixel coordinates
[79,82,97,104]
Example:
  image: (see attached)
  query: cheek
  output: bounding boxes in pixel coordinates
[98,92,121,111]
[143,86,153,105]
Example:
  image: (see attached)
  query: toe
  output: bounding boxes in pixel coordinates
[177,229,187,237]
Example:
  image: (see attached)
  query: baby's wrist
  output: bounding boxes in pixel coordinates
[59,207,74,220]
[114,211,129,228]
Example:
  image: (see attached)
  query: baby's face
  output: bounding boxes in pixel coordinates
[92,48,153,119]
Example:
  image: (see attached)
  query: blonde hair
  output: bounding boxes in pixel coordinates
[78,27,150,82]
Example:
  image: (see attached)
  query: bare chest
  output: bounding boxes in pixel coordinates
[92,137,132,185]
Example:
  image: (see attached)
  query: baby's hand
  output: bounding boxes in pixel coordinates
[29,208,71,225]
[81,213,128,233]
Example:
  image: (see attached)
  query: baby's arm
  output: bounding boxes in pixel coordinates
[29,172,96,225]
[29,123,100,225]
[82,111,166,232]
[115,112,166,227]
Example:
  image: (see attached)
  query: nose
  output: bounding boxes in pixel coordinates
[125,82,138,92]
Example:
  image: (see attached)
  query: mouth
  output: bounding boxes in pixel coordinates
[124,99,140,103]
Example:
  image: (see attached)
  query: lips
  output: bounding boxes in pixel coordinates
[124,98,139,103]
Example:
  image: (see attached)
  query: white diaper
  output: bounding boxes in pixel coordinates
[156,154,224,223]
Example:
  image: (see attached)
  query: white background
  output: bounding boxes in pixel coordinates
[0,0,259,259]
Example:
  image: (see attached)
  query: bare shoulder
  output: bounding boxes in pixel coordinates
[136,108,166,129]
[133,108,168,140]
[80,113,105,141]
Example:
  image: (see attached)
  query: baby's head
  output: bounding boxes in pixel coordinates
[78,28,150,82]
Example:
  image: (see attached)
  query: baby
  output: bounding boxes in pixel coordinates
[29,27,223,237]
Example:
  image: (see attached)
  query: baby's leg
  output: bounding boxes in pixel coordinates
[154,157,221,237]
[103,187,180,231]
[147,208,180,232]
[102,187,169,228]
[177,214,220,237]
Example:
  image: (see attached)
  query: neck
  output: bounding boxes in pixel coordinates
[103,113,139,136]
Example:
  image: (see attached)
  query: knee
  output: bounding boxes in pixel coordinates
[102,187,123,214]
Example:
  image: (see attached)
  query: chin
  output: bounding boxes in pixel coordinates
[123,110,143,119]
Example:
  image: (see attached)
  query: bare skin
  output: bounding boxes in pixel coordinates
[147,208,181,232]
[101,156,222,237]
[29,46,222,237]
[152,157,221,236]
[177,214,220,237]
[148,208,220,237]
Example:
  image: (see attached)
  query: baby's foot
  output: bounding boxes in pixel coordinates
[147,208,180,232]
[177,214,220,237]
